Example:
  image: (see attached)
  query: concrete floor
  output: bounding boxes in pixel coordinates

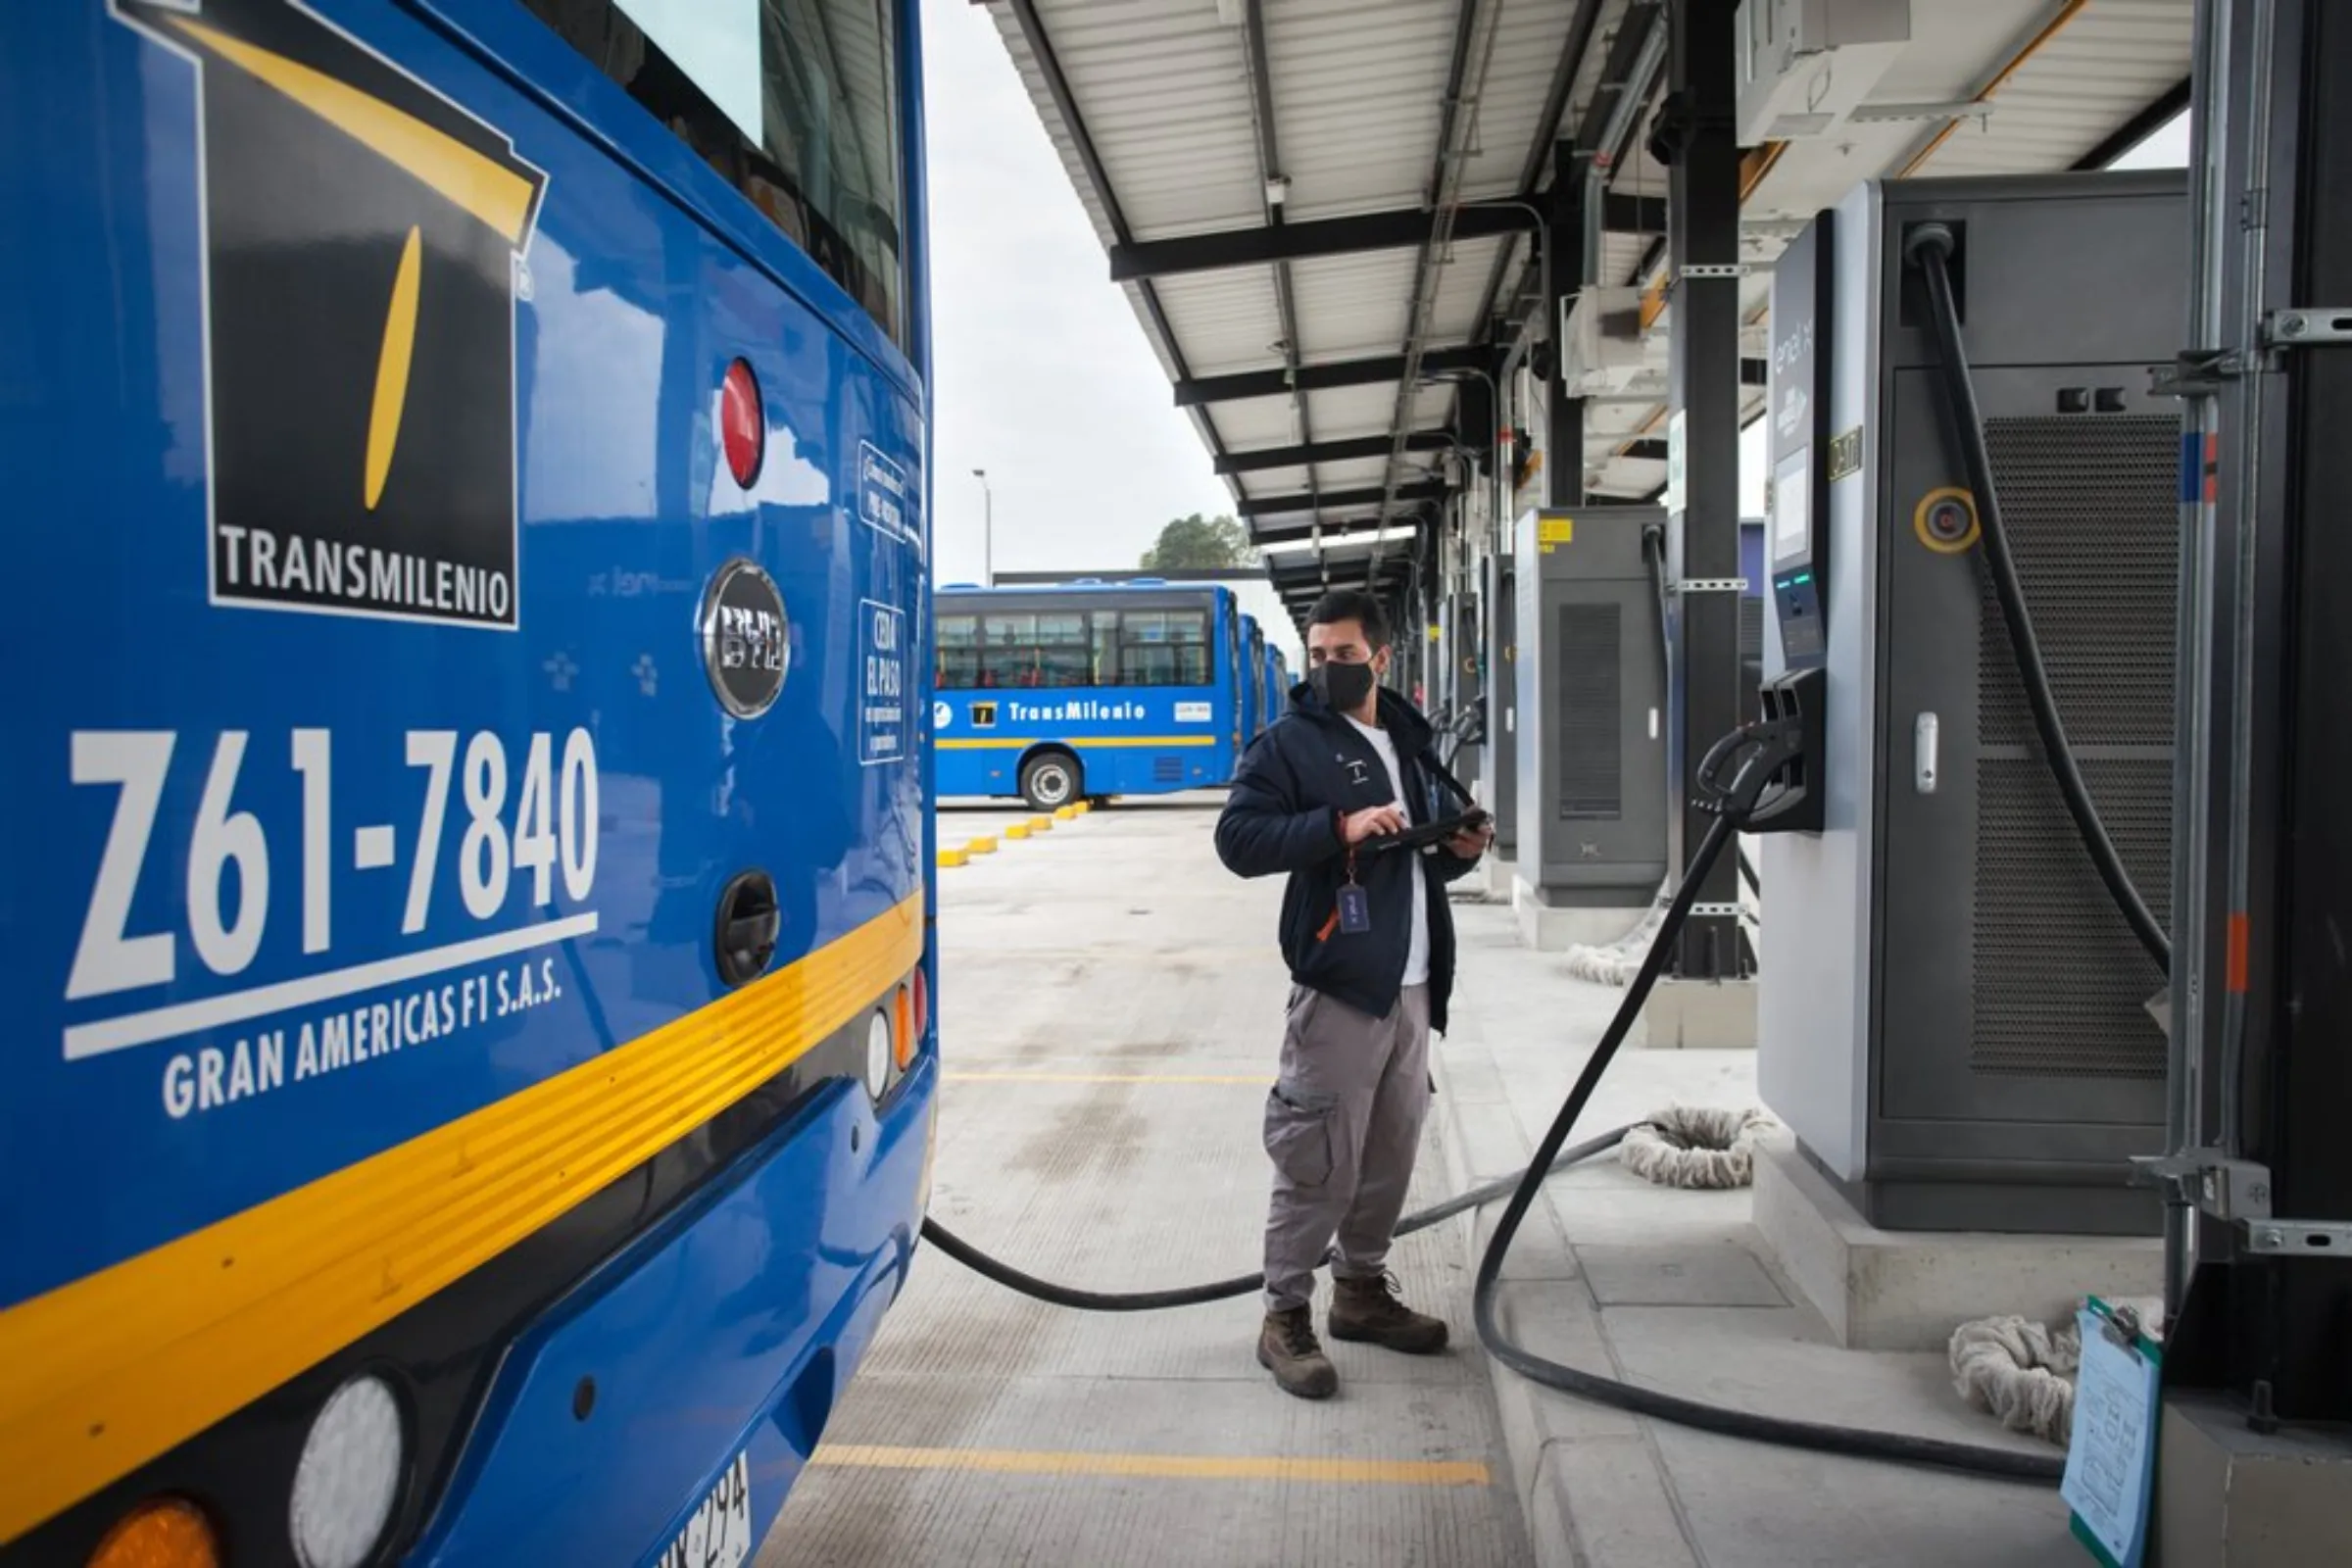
[765,795,1527,1567]
[763,795,2082,1568]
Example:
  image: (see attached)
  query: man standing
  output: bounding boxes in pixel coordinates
[1213,590,1494,1399]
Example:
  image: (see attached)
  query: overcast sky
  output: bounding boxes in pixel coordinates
[923,0,1237,592]
[920,0,2192,645]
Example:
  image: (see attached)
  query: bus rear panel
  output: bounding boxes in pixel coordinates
[0,0,937,1562]
[934,583,1243,807]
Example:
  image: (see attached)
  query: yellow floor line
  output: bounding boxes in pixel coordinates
[943,1070,1266,1085]
[809,1445,1491,1488]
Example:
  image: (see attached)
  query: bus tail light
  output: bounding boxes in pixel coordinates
[911,964,929,1048]
[720,358,764,488]
[893,984,915,1071]
[288,1374,406,1568]
[86,1498,220,1568]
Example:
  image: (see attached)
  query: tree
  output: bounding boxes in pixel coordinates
[1140,513,1255,570]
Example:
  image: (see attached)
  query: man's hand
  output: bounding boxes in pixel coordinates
[1445,813,1494,859]
[1341,804,1408,845]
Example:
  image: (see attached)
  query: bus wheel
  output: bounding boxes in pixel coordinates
[1019,752,1080,812]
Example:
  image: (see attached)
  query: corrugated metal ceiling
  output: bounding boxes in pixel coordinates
[986,0,2194,609]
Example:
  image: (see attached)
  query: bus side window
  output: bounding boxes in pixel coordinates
[1092,610,1119,686]
[936,613,978,689]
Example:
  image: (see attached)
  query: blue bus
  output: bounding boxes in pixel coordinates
[3,1,936,1563]
[1264,645,1293,731]
[1239,613,1265,742]
[934,583,1246,808]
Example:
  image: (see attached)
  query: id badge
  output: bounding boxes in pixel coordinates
[1337,884,1371,935]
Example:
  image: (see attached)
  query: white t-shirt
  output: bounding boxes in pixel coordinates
[1345,714,1430,987]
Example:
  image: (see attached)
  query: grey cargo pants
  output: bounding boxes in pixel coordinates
[1261,982,1432,1312]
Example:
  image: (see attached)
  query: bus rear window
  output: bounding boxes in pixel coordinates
[524,0,906,346]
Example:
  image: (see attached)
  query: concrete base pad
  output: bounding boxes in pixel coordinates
[2155,1392,2352,1566]
[1640,977,1757,1050]
[1484,854,1517,900]
[1752,1134,2162,1351]
[1512,877,1649,951]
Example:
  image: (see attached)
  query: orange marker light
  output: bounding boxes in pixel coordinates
[86,1498,220,1568]
[894,984,915,1070]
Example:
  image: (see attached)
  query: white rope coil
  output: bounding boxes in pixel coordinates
[1618,1105,1777,1189]
[1947,1297,2165,1446]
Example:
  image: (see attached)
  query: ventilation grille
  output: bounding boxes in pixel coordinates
[1556,604,1621,819]
[1968,414,2178,1081]
[1977,416,2179,747]
[1152,755,1184,784]
[1973,760,2171,1078]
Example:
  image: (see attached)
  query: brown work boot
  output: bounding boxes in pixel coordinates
[1328,1273,1449,1354]
[1257,1305,1339,1399]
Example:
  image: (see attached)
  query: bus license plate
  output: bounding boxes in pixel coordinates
[657,1450,752,1568]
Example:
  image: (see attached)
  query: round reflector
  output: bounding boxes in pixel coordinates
[864,1010,892,1102]
[719,359,764,488]
[87,1498,220,1568]
[289,1374,406,1568]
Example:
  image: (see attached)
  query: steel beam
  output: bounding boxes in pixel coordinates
[1106,194,1669,283]
[1111,204,1532,282]
[1214,431,1452,474]
[1242,481,1448,519]
[1174,344,1497,407]
[2073,76,2193,171]
[1545,137,1587,507]
[1659,0,1745,980]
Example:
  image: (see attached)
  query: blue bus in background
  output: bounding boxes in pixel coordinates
[1239,613,1264,741]
[1264,645,1293,731]
[935,583,1246,808]
[2,1,936,1562]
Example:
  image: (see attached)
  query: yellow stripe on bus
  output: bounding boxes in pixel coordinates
[0,894,922,1544]
[935,735,1219,751]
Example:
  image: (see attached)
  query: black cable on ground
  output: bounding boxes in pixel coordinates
[919,1125,1632,1313]
[1468,812,2065,1486]
[1906,226,2171,978]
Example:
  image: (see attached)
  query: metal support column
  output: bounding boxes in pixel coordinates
[2160,0,2352,1430]
[1656,0,1744,978]
[1544,138,1586,509]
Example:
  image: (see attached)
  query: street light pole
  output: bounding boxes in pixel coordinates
[970,468,993,587]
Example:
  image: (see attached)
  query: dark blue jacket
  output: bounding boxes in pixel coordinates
[1214,683,1480,1033]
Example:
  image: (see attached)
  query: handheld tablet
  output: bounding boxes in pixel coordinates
[1365,808,1491,855]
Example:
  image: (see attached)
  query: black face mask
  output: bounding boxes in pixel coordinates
[1309,659,1377,713]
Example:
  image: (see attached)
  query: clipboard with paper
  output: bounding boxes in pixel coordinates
[2061,1297,2165,1568]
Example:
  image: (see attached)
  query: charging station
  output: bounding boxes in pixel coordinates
[1512,506,1670,945]
[1756,171,2187,1237]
